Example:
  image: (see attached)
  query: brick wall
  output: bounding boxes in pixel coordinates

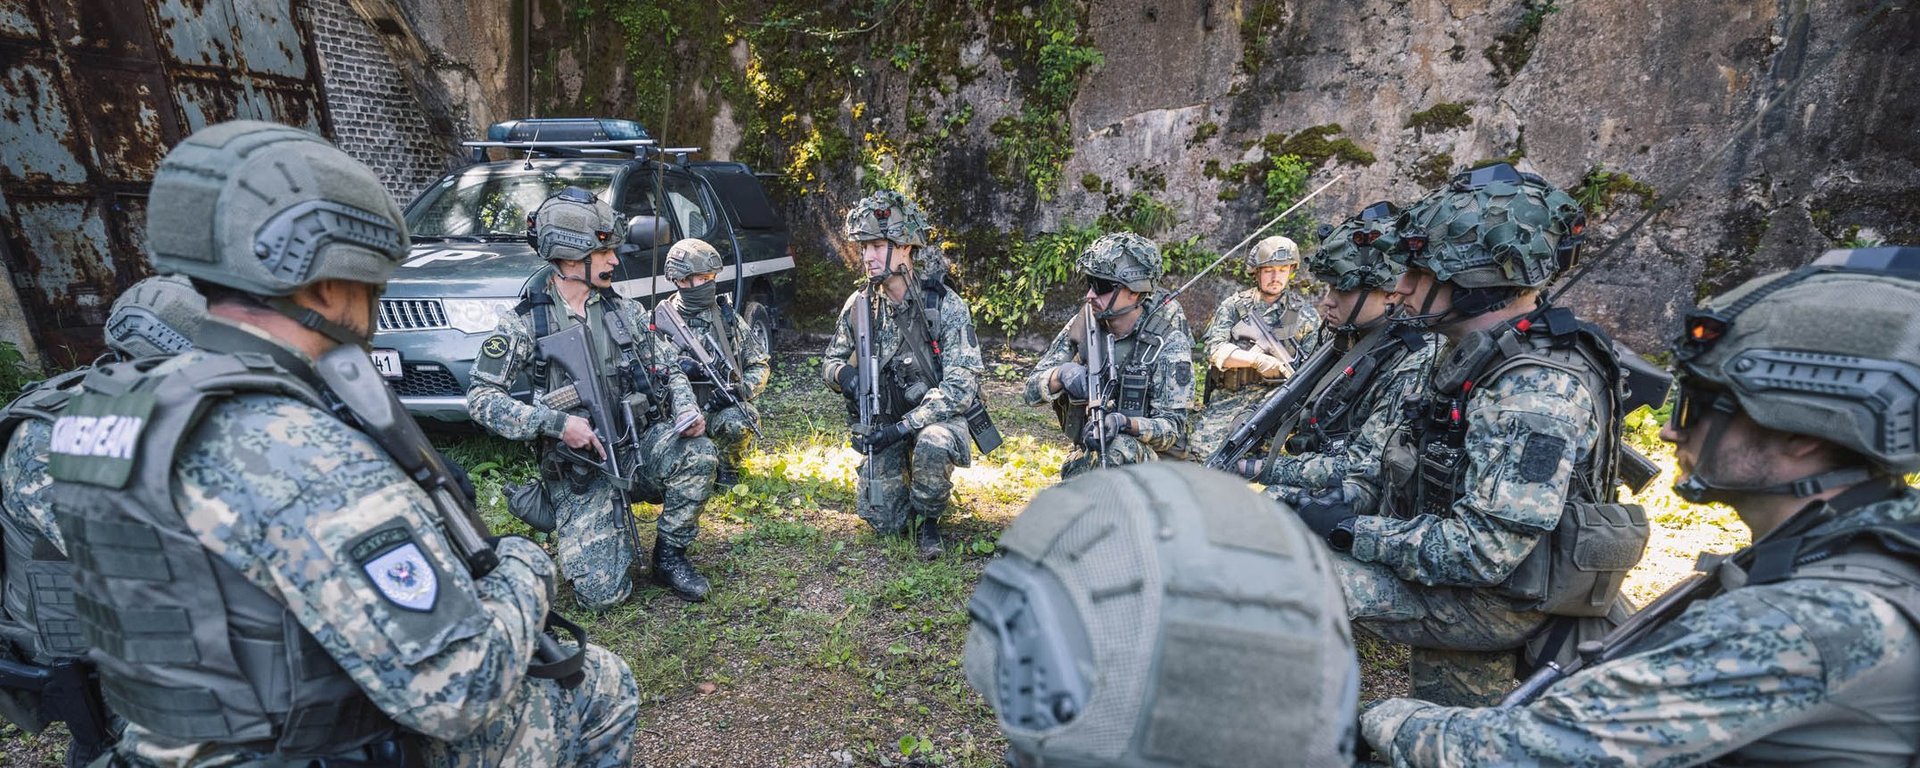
[305,0,459,206]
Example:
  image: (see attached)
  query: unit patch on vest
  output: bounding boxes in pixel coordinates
[351,524,439,612]
[47,391,157,489]
[1516,432,1569,483]
[480,336,509,359]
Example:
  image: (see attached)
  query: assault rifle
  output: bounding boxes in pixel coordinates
[1080,304,1121,467]
[532,323,637,489]
[1203,325,1369,472]
[0,657,111,762]
[1231,315,1302,380]
[652,302,763,440]
[315,345,587,687]
[852,290,886,510]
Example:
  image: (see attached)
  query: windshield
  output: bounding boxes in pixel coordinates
[407,162,617,240]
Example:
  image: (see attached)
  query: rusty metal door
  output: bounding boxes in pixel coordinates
[0,0,329,364]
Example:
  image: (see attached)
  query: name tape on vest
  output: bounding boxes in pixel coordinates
[47,392,157,489]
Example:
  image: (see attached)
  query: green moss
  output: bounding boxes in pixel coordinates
[1276,124,1376,167]
[1239,0,1287,75]
[1572,164,1658,214]
[1217,187,1243,201]
[1485,0,1559,86]
[1190,121,1220,145]
[1201,159,1223,179]
[1080,173,1104,193]
[1405,102,1474,135]
[1410,152,1454,187]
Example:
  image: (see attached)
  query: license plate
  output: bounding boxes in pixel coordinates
[370,349,403,380]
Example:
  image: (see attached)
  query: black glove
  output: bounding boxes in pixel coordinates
[679,358,700,378]
[834,364,859,396]
[704,384,748,411]
[1056,362,1089,401]
[852,420,911,455]
[1080,411,1132,450]
[1293,488,1353,539]
[436,449,477,503]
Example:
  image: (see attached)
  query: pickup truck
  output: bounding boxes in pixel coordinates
[370,118,795,424]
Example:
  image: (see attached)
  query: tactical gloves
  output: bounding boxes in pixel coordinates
[1213,347,1290,378]
[1055,362,1090,400]
[1291,487,1356,550]
[833,363,859,395]
[853,420,912,454]
[1080,412,1133,449]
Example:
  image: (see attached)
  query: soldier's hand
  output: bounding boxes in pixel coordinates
[1054,362,1089,400]
[833,363,859,396]
[1233,458,1264,480]
[1251,353,1289,379]
[679,411,708,437]
[561,415,606,460]
[1293,488,1352,538]
[853,420,912,455]
[1080,412,1132,449]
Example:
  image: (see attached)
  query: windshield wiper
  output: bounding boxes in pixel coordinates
[413,234,486,243]
[478,233,531,242]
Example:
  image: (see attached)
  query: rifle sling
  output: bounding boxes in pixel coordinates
[1262,324,1393,463]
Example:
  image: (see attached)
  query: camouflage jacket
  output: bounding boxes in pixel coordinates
[1022,300,1194,453]
[821,283,983,431]
[1364,487,1920,767]
[1261,328,1441,491]
[662,294,771,401]
[106,322,559,754]
[1201,288,1321,370]
[2,415,61,558]
[468,278,697,442]
[1343,355,1602,587]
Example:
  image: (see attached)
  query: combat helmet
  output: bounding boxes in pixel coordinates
[1246,235,1300,270]
[1395,162,1583,295]
[105,274,206,359]
[529,187,618,262]
[1669,246,1920,496]
[843,190,929,247]
[1077,232,1163,293]
[965,462,1358,768]
[145,120,408,345]
[664,238,724,281]
[1307,201,1403,292]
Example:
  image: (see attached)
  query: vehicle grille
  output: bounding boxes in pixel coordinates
[393,363,464,398]
[379,299,449,331]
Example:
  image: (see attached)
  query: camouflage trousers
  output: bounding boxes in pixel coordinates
[551,421,717,610]
[1059,433,1158,481]
[1187,384,1274,461]
[856,416,971,536]
[705,401,759,470]
[1333,553,1547,707]
[426,644,640,767]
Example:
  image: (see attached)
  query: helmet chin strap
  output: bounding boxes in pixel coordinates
[1332,293,1394,334]
[1672,405,1881,504]
[268,297,369,350]
[1395,279,1457,327]
[1093,292,1143,322]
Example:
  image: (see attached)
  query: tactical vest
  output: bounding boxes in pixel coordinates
[516,284,663,427]
[664,296,744,411]
[1214,293,1310,393]
[48,354,396,756]
[853,283,948,419]
[0,368,89,667]
[1390,307,1649,617]
[1284,325,1428,457]
[1054,305,1178,435]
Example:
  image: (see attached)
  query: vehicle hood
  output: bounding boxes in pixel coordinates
[385,241,546,299]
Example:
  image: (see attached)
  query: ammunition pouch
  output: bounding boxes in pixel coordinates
[1052,397,1089,440]
[1496,502,1651,617]
[1210,365,1268,393]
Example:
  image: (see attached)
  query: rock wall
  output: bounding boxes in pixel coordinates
[406,0,1919,349]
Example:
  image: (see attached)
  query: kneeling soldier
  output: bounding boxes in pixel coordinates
[1190,235,1320,460]
[653,239,770,490]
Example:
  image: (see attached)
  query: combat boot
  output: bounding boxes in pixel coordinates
[713,458,740,491]
[913,514,944,559]
[651,538,711,602]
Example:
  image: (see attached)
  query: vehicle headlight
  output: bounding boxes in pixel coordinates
[442,298,519,335]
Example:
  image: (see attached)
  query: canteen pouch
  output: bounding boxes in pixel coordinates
[1497,502,1650,617]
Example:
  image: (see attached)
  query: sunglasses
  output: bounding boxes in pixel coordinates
[1667,375,1734,431]
[1086,276,1124,295]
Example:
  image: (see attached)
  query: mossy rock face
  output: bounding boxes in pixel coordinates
[1405,102,1474,136]
[1409,152,1455,187]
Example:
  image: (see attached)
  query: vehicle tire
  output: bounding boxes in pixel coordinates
[743,300,776,375]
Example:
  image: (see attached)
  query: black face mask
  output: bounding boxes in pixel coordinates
[679,281,717,315]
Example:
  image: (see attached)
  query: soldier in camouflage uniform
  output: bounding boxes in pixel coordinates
[1023,233,1194,479]
[469,188,717,604]
[1237,203,1442,502]
[1190,235,1322,460]
[966,462,1359,767]
[1365,246,1920,766]
[822,191,984,558]
[1292,164,1643,707]
[0,275,204,763]
[654,238,771,489]
[46,121,636,766]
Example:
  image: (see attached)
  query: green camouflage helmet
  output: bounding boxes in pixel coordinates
[105,274,206,358]
[1673,247,1920,473]
[915,244,951,286]
[664,238,724,281]
[1078,232,1163,293]
[964,463,1358,767]
[146,120,409,296]
[1246,235,1300,270]
[843,190,929,247]
[531,187,617,262]
[1394,163,1584,290]
[1307,201,1403,292]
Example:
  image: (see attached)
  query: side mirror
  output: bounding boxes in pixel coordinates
[619,215,671,254]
